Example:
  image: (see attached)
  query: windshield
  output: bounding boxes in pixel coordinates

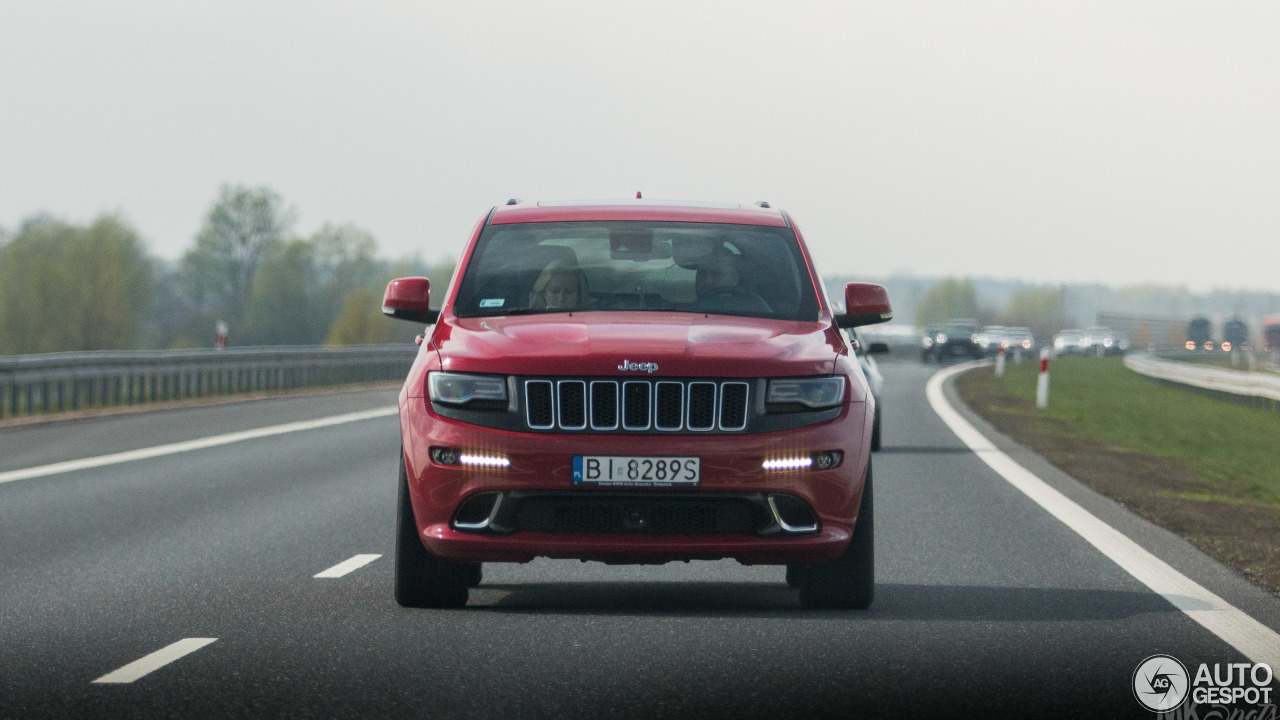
[452,221,820,321]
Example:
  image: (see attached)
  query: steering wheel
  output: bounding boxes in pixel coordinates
[699,286,773,314]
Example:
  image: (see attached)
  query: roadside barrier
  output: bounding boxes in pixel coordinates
[0,344,417,420]
[1036,348,1050,409]
[1125,353,1280,412]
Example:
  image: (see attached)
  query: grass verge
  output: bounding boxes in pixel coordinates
[955,356,1280,593]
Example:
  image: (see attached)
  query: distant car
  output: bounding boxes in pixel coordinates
[1002,327,1036,353]
[932,319,984,362]
[1082,326,1127,356]
[975,325,1006,355]
[1266,316,1280,352]
[920,325,940,362]
[1187,317,1212,349]
[1223,317,1249,351]
[847,330,887,452]
[1053,329,1086,355]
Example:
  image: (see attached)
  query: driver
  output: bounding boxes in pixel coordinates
[530,259,590,311]
[695,245,741,298]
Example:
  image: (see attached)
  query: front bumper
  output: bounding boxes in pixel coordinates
[399,396,871,564]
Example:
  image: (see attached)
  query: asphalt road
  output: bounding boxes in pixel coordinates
[2,364,1278,719]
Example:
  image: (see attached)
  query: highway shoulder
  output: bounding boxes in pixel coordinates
[940,363,1280,638]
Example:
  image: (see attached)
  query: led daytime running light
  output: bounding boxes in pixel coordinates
[762,457,813,470]
[458,454,510,468]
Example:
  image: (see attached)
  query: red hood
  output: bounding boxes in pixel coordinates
[433,313,842,378]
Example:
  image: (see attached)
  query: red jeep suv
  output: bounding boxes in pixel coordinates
[383,199,892,609]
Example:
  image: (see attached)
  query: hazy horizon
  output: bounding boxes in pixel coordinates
[3,2,1277,294]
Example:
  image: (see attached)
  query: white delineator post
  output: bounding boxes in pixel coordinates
[1036,348,1050,409]
[995,345,1006,377]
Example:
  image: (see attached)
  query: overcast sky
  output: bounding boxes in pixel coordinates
[2,1,1277,292]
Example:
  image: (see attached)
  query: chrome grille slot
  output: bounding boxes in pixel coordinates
[687,382,716,431]
[589,381,619,430]
[557,380,587,430]
[526,380,554,429]
[622,381,652,430]
[719,382,749,431]
[654,382,684,431]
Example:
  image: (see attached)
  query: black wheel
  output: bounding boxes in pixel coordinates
[467,563,483,587]
[395,451,470,608]
[785,564,805,588]
[799,461,874,610]
[870,403,882,452]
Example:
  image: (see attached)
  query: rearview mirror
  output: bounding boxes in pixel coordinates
[835,283,893,328]
[382,277,439,324]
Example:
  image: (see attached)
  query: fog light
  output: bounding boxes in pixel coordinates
[430,446,460,465]
[813,451,843,469]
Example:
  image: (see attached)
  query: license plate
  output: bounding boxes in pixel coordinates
[572,455,700,487]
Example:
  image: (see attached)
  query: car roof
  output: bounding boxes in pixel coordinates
[489,199,789,227]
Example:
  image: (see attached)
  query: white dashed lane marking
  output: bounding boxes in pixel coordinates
[314,554,382,578]
[92,638,218,684]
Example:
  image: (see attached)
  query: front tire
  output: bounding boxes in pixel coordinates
[870,403,882,452]
[799,461,874,609]
[395,451,470,608]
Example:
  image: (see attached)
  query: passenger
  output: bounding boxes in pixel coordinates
[529,259,590,310]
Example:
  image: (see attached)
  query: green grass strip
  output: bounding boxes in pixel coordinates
[990,357,1280,506]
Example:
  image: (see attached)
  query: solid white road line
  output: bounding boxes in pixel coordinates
[314,553,383,578]
[92,638,218,684]
[0,407,398,487]
[928,361,1280,668]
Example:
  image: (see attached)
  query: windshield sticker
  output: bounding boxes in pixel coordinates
[479,298,505,308]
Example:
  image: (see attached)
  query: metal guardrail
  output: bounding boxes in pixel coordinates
[0,344,418,420]
[1125,353,1280,412]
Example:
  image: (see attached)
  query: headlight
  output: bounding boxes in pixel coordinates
[921,337,934,348]
[428,372,508,405]
[766,377,846,409]
[937,333,948,344]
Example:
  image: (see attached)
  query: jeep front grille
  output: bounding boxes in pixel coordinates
[523,379,750,433]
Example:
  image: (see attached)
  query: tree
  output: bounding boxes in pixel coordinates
[999,286,1071,346]
[915,277,980,327]
[241,238,321,345]
[179,185,296,334]
[0,214,154,354]
[311,223,382,323]
[324,287,403,345]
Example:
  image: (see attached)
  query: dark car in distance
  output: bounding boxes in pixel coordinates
[926,319,984,362]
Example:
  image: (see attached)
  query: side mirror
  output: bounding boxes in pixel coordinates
[868,342,891,355]
[835,283,893,328]
[382,277,440,324]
